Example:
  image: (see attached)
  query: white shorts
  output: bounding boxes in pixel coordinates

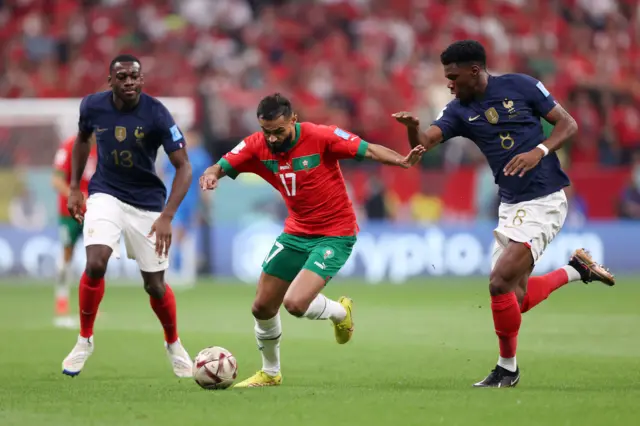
[491,189,568,270]
[83,193,169,272]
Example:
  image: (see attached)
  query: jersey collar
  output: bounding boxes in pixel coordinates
[290,122,301,149]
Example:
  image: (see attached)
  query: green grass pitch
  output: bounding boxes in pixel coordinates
[0,277,639,426]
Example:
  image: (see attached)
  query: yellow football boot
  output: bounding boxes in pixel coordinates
[234,370,282,388]
[333,296,354,344]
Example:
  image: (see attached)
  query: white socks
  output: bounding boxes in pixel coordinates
[498,356,517,373]
[254,313,282,376]
[253,295,345,376]
[302,294,346,323]
[562,265,582,282]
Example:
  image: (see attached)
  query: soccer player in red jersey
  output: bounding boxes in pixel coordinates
[52,135,97,328]
[200,93,424,387]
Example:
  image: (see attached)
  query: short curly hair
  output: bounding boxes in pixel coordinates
[440,40,486,67]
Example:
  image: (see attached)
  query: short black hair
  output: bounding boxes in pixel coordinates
[257,93,293,121]
[440,40,486,67]
[109,54,141,72]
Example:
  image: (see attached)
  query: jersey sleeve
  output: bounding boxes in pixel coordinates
[324,126,369,161]
[78,96,93,134]
[515,74,558,117]
[432,101,464,142]
[154,103,186,155]
[216,139,260,179]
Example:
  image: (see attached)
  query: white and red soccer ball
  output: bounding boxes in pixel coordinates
[193,346,238,390]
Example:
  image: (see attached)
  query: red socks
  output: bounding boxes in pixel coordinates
[79,272,105,338]
[490,269,571,361]
[79,274,178,344]
[521,268,569,313]
[150,284,178,344]
[491,292,521,358]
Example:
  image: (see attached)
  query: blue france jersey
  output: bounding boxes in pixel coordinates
[79,91,186,212]
[433,74,570,203]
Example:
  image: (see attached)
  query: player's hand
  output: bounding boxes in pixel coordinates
[199,173,219,191]
[503,148,545,178]
[392,112,420,128]
[399,145,426,168]
[148,214,172,257]
[67,187,85,224]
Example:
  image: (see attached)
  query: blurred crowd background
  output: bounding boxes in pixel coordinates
[1,0,640,234]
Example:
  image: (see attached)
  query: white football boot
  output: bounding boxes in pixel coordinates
[165,339,193,378]
[62,335,94,377]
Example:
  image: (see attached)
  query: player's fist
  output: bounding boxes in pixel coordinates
[392,112,420,128]
[199,172,219,191]
[67,187,85,224]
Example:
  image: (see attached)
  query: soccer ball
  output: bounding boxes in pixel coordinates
[193,346,238,390]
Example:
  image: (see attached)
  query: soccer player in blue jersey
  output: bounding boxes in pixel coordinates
[393,40,615,388]
[62,54,194,378]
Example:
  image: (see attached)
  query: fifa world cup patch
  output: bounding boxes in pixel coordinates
[333,128,351,140]
[536,81,550,97]
[170,125,183,142]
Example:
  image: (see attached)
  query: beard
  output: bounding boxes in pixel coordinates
[267,133,294,153]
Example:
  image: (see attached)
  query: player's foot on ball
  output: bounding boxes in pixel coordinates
[333,296,354,344]
[473,365,520,388]
[62,335,94,377]
[165,339,193,378]
[54,316,78,329]
[569,248,615,286]
[234,370,282,388]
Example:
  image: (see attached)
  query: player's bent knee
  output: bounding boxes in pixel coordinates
[143,281,166,299]
[489,268,513,296]
[141,272,166,299]
[282,295,309,318]
[85,258,108,279]
[251,300,279,320]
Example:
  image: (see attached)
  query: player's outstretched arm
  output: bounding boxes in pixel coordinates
[392,112,444,151]
[199,164,226,191]
[364,143,425,168]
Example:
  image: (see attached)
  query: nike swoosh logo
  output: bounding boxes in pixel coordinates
[96,128,108,133]
[468,115,481,121]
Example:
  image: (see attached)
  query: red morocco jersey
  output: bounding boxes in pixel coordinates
[218,122,369,237]
[53,136,98,217]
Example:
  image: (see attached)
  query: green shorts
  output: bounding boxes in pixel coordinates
[262,233,356,284]
[58,216,83,247]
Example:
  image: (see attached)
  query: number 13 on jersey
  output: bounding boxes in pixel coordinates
[279,172,296,196]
